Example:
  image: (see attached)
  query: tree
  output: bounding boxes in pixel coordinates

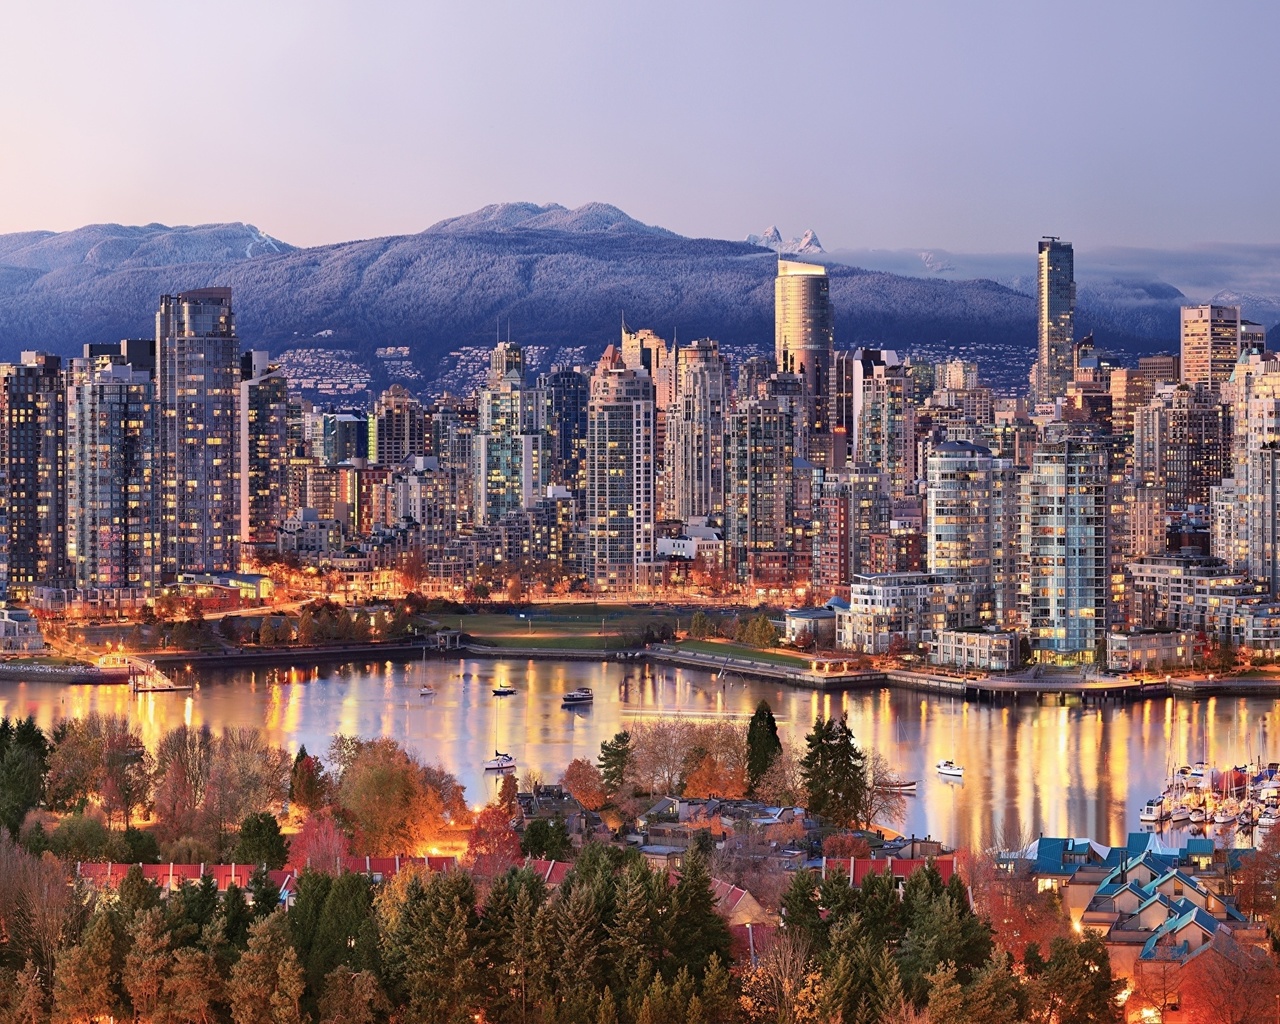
[739,614,778,649]
[381,870,479,1024]
[332,737,457,855]
[165,948,222,1024]
[258,619,277,646]
[289,746,329,811]
[822,833,871,859]
[316,967,387,1024]
[227,912,305,1024]
[746,700,782,792]
[688,611,713,639]
[153,724,213,844]
[235,812,290,869]
[52,914,117,1024]
[123,909,173,1024]
[666,849,732,980]
[0,746,44,839]
[561,758,607,811]
[863,749,908,829]
[467,804,522,866]
[598,731,633,796]
[521,818,571,860]
[780,869,825,950]
[799,716,866,827]
[291,814,351,873]
[296,612,319,647]
[755,745,803,806]
[1023,934,1121,1024]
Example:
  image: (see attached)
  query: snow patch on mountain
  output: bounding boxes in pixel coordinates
[746,226,825,254]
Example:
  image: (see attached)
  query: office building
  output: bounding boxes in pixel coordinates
[0,353,67,596]
[585,348,655,591]
[1180,305,1265,391]
[157,288,241,575]
[1030,237,1075,405]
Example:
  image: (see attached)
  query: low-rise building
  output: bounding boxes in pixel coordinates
[930,626,1021,672]
[837,573,980,654]
[783,605,838,648]
[1106,629,1194,672]
[0,605,44,651]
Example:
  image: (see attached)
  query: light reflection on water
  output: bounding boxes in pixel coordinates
[3,657,1279,851]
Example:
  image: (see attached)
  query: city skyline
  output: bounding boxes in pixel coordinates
[3,4,1280,251]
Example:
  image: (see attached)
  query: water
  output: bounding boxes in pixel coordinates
[2,655,1278,851]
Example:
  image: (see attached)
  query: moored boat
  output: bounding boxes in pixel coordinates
[483,751,516,771]
[561,687,594,705]
[492,685,517,696]
[1139,798,1167,823]
[936,760,964,778]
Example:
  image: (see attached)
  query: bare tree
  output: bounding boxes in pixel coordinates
[862,750,907,830]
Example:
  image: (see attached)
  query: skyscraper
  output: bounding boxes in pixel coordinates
[239,351,290,552]
[1031,237,1075,405]
[66,352,157,591]
[369,385,426,465]
[585,347,655,592]
[725,398,794,586]
[473,342,549,524]
[157,288,241,575]
[1180,304,1264,391]
[0,352,67,596]
[539,366,590,511]
[775,259,834,460]
[855,359,915,502]
[1020,438,1111,662]
[667,338,728,520]
[1132,383,1228,510]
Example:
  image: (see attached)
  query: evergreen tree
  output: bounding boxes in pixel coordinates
[165,946,221,1024]
[52,914,117,1024]
[780,869,825,951]
[123,908,172,1024]
[306,872,378,995]
[288,868,334,965]
[799,715,866,827]
[248,867,282,919]
[381,870,479,1024]
[699,955,734,1024]
[521,818,571,860]
[745,700,782,792]
[551,883,604,1023]
[664,849,731,981]
[235,812,290,870]
[597,731,633,795]
[964,952,1025,1024]
[316,967,386,1024]
[227,912,302,1024]
[606,862,660,993]
[596,987,619,1024]
[924,961,967,1024]
[117,865,163,925]
[10,960,48,1024]
[222,884,253,949]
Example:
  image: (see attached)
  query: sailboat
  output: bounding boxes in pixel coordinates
[418,643,436,696]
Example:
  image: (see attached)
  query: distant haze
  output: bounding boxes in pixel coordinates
[2,2,1278,251]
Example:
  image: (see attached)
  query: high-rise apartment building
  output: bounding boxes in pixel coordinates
[775,260,834,460]
[239,351,290,551]
[585,348,655,591]
[370,385,426,466]
[157,288,241,575]
[0,353,67,596]
[473,342,549,525]
[1132,383,1228,510]
[66,353,157,591]
[1030,237,1075,405]
[1180,305,1265,391]
[667,338,728,520]
[725,398,794,585]
[856,359,916,502]
[1020,438,1112,661]
[540,367,590,511]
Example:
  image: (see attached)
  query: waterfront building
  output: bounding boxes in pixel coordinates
[1105,629,1194,673]
[837,572,980,654]
[1127,551,1268,642]
[667,338,728,520]
[585,347,655,592]
[1030,237,1075,406]
[157,289,241,575]
[0,352,67,597]
[930,626,1021,672]
[473,342,549,525]
[1020,438,1112,662]
[239,351,290,552]
[1131,383,1228,510]
[539,366,590,510]
[369,385,426,465]
[775,259,834,459]
[66,353,158,591]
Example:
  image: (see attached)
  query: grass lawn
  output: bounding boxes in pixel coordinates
[438,605,679,647]
[674,638,813,668]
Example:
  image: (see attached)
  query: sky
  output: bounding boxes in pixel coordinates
[3,1,1279,252]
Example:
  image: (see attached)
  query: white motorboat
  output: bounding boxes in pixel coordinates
[419,685,436,696]
[1259,805,1279,829]
[561,687,594,705]
[936,760,964,778]
[492,685,517,697]
[1170,805,1190,824]
[1139,798,1167,823]
[483,751,517,771]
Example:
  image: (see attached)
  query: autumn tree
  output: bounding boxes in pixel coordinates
[561,758,607,811]
[467,804,522,867]
[291,814,351,873]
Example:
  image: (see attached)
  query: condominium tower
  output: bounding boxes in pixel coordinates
[1031,237,1075,405]
[775,260,834,458]
[667,338,728,520]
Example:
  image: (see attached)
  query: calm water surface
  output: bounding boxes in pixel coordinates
[3,656,1279,850]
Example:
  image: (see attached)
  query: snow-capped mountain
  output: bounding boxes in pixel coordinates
[746,226,825,255]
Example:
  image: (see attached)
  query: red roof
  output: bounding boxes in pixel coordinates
[728,922,778,965]
[76,862,296,895]
[819,855,956,886]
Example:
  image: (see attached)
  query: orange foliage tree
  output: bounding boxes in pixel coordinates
[466,804,522,867]
[559,758,606,811]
